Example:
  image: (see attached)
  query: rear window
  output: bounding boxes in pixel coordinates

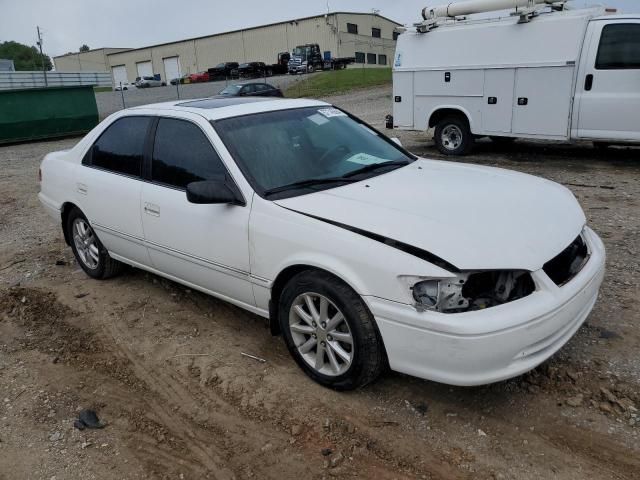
[596,23,640,69]
[85,116,151,177]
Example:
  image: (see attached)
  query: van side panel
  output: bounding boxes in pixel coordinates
[413,69,484,131]
[392,71,414,127]
[512,66,574,137]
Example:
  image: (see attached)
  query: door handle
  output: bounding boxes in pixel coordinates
[76,183,88,195]
[143,203,160,217]
[585,74,594,91]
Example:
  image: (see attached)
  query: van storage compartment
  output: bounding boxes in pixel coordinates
[392,72,414,127]
[511,66,574,137]
[482,68,516,133]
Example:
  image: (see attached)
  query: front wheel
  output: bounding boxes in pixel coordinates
[433,115,474,155]
[278,270,385,390]
[66,207,124,280]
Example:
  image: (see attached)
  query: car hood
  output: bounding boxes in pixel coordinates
[274,159,585,271]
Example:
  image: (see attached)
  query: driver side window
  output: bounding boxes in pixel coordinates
[151,118,227,189]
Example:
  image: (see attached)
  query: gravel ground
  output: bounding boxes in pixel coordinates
[96,73,302,118]
[0,85,639,480]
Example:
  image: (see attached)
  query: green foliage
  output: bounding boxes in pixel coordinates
[79,44,90,52]
[0,40,52,71]
[285,67,392,98]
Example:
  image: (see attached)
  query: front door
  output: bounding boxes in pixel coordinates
[140,115,254,306]
[575,20,640,141]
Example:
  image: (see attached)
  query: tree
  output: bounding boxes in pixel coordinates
[79,44,90,52]
[0,41,52,71]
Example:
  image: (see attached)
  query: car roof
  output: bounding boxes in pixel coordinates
[127,97,329,121]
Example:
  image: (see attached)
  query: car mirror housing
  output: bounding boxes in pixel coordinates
[186,180,244,206]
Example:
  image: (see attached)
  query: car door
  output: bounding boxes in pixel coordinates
[75,115,152,266]
[575,19,640,141]
[140,114,254,306]
[240,84,256,96]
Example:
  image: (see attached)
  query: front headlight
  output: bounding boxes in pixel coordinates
[409,270,535,314]
[412,280,440,308]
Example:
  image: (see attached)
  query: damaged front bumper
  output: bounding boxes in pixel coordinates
[366,227,606,386]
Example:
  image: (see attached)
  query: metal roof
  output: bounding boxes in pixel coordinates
[105,11,403,56]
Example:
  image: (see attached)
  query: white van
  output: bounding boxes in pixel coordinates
[391,2,640,155]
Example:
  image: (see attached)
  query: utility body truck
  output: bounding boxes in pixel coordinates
[391,0,640,154]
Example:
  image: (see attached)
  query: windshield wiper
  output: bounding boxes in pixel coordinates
[340,160,410,179]
[263,177,357,197]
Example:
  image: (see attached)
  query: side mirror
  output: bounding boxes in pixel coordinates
[390,137,403,147]
[186,180,245,206]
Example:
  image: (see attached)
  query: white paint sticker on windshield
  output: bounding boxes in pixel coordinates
[346,153,387,165]
[318,108,347,118]
[307,113,329,125]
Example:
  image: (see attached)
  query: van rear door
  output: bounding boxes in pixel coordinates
[575,19,640,141]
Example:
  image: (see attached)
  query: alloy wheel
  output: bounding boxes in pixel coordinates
[288,293,353,376]
[72,218,100,270]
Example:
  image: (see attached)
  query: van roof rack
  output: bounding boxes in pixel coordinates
[415,0,567,32]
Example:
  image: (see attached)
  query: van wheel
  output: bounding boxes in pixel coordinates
[278,270,385,390]
[66,207,124,280]
[434,115,474,155]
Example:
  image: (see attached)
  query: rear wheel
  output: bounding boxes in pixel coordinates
[434,115,474,155]
[278,270,385,390]
[66,207,124,280]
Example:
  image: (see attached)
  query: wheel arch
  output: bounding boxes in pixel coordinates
[60,201,80,246]
[428,106,474,132]
[268,264,364,336]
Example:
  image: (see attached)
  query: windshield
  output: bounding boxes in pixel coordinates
[214,107,413,198]
[219,85,242,95]
[216,63,225,68]
[292,46,310,60]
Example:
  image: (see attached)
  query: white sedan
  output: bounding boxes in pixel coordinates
[38,97,605,390]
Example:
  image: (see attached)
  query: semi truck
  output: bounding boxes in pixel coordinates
[288,44,354,74]
[390,0,640,155]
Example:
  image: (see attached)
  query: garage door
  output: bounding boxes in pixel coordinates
[136,61,153,79]
[163,57,181,83]
[111,65,128,87]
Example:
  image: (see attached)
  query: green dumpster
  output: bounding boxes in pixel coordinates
[0,85,99,144]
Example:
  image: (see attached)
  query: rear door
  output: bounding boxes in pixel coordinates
[575,20,640,141]
[76,116,152,266]
[140,114,254,305]
[482,68,515,134]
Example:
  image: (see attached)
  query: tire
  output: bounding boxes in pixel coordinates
[307,65,315,74]
[66,207,124,280]
[278,270,385,390]
[434,115,474,155]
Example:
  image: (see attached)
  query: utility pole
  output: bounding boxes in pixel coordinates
[36,26,48,87]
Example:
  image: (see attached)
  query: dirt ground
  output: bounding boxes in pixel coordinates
[0,86,638,480]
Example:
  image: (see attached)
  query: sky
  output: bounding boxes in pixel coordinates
[0,0,637,58]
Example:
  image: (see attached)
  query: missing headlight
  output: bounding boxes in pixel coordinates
[411,270,535,313]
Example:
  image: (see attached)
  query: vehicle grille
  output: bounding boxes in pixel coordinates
[543,234,588,286]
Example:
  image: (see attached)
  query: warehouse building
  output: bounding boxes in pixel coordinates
[53,48,131,72]
[54,12,401,85]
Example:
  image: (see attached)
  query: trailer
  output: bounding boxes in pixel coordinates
[391,0,640,154]
[288,44,354,74]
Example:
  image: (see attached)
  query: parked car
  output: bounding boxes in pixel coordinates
[188,71,210,83]
[217,83,283,97]
[392,2,640,154]
[114,82,137,91]
[238,62,271,78]
[38,98,605,390]
[208,62,239,80]
[135,76,165,88]
[170,74,190,85]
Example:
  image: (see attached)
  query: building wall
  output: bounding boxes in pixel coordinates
[105,12,398,83]
[336,13,399,67]
[53,48,130,72]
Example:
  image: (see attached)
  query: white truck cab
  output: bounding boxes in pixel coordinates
[392,1,640,154]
